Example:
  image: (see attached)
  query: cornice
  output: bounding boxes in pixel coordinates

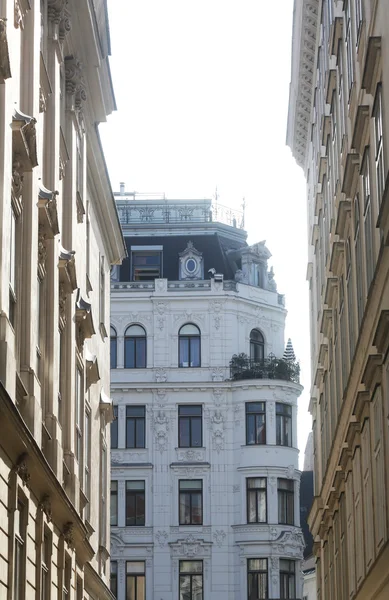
[287,0,320,170]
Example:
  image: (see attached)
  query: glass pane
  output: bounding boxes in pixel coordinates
[248,491,256,523]
[180,493,191,524]
[191,418,202,447]
[126,325,146,336]
[125,339,135,368]
[180,324,200,335]
[190,337,200,367]
[136,494,145,525]
[136,418,145,448]
[179,406,202,416]
[258,572,267,598]
[179,575,191,600]
[111,415,118,449]
[180,480,202,490]
[192,575,203,600]
[248,573,256,600]
[246,414,256,444]
[179,418,190,447]
[287,495,294,525]
[110,338,117,369]
[126,562,145,574]
[246,402,265,413]
[192,493,202,524]
[127,406,145,417]
[285,416,292,446]
[126,419,135,448]
[136,576,145,600]
[180,561,203,573]
[257,490,266,522]
[256,415,266,443]
[248,559,267,571]
[136,338,146,368]
[126,494,135,525]
[126,575,135,600]
[179,338,189,367]
[276,415,282,444]
[289,573,295,597]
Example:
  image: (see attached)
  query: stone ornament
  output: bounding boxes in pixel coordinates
[62,522,74,548]
[155,368,167,383]
[11,452,30,487]
[39,494,52,523]
[155,530,168,548]
[213,530,226,547]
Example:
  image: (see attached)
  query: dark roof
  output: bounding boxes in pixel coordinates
[300,471,314,559]
[119,233,247,282]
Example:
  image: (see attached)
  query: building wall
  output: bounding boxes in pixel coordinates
[0,0,125,598]
[110,277,304,599]
[288,1,389,598]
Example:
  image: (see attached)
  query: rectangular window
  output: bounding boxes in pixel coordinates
[111,405,118,449]
[280,559,296,599]
[131,250,161,281]
[110,561,117,598]
[278,478,294,525]
[99,255,105,325]
[100,444,107,546]
[41,529,51,600]
[362,148,374,290]
[179,561,203,600]
[75,367,83,466]
[126,561,145,600]
[179,480,203,525]
[9,207,17,326]
[178,405,202,448]
[63,554,71,599]
[247,478,267,523]
[374,85,385,206]
[14,500,26,600]
[84,409,91,521]
[246,402,266,445]
[126,406,146,448]
[355,0,363,39]
[276,403,292,446]
[344,0,354,97]
[111,481,118,526]
[247,558,268,600]
[126,481,145,526]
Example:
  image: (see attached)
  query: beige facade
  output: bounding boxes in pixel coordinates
[288,1,389,599]
[0,0,125,598]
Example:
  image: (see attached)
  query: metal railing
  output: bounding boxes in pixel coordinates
[229,354,300,384]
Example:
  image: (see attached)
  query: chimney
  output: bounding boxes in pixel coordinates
[120,182,125,195]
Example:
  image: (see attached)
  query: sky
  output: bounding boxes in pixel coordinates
[100,0,311,467]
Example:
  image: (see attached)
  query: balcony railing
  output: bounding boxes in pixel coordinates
[229,354,300,384]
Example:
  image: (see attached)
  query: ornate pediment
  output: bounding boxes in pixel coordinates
[38,185,59,237]
[58,243,77,293]
[178,241,204,280]
[170,535,212,558]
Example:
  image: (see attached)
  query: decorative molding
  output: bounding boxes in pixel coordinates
[155,368,167,383]
[155,530,168,548]
[14,0,31,29]
[64,56,86,114]
[11,452,30,486]
[213,530,226,547]
[170,534,212,558]
[38,185,59,237]
[211,367,224,382]
[62,522,74,548]
[0,18,11,82]
[38,494,52,522]
[38,227,48,279]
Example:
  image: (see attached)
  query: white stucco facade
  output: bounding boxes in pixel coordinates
[110,196,304,600]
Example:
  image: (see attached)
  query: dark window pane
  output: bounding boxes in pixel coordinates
[179,418,190,447]
[136,419,145,448]
[111,407,118,449]
[126,495,135,525]
[248,492,256,523]
[110,337,117,369]
[136,494,145,525]
[256,415,266,444]
[190,337,200,367]
[192,493,202,524]
[126,420,135,448]
[125,339,135,368]
[136,338,146,368]
[179,338,189,367]
[191,418,202,447]
[126,576,135,600]
[179,406,202,416]
[127,406,145,417]
[246,415,256,444]
[180,494,191,524]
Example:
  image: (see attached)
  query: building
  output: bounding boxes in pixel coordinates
[110,191,304,600]
[300,436,315,600]
[288,1,389,599]
[0,1,125,598]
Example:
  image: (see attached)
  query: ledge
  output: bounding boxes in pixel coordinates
[351,105,370,153]
[362,37,381,95]
[329,241,345,275]
[372,310,389,358]
[335,200,351,239]
[361,354,382,390]
[341,153,360,197]
[12,108,38,170]
[38,185,59,237]
[85,345,100,387]
[324,277,338,306]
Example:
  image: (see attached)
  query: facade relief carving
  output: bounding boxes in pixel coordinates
[155,368,167,383]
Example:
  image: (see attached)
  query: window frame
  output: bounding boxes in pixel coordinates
[178,405,202,448]
[13,498,27,600]
[179,560,203,600]
[247,558,268,600]
[111,481,118,527]
[125,481,146,527]
[246,477,267,524]
[110,561,118,597]
[111,405,118,449]
[124,324,147,369]
[179,479,203,525]
[373,84,385,206]
[245,402,266,445]
[126,561,145,600]
[278,478,295,526]
[131,249,162,281]
[276,403,292,447]
[126,405,146,449]
[179,323,201,368]
[279,559,296,599]
[250,329,265,363]
[110,326,117,369]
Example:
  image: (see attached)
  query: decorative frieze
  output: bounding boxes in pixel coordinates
[0,18,11,82]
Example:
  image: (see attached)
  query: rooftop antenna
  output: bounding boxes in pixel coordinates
[241,197,246,229]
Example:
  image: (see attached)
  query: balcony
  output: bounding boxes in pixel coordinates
[229,354,300,384]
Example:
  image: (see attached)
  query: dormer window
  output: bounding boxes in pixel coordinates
[179,241,203,280]
[131,246,162,281]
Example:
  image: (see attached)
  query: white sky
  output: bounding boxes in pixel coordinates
[100,0,311,467]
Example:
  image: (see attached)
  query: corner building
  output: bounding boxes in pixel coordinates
[0,1,125,598]
[288,1,389,599]
[110,193,304,600]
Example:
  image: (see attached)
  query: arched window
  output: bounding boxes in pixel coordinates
[179,324,201,368]
[110,326,117,369]
[125,325,146,368]
[250,329,264,363]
